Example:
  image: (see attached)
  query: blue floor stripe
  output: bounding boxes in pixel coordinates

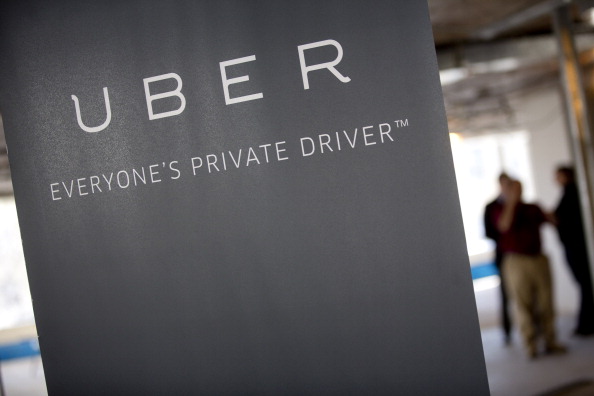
[471,262,499,280]
[0,339,40,361]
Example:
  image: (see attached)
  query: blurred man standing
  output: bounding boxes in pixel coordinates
[554,166,594,336]
[484,173,513,344]
[497,179,566,359]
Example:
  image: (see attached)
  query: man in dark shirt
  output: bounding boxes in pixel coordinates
[497,180,566,359]
[554,166,594,335]
[484,173,513,344]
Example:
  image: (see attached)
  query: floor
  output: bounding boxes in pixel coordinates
[0,358,46,396]
[476,276,594,396]
[1,277,593,396]
[482,315,594,396]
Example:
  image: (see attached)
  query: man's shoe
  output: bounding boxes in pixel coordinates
[527,344,538,360]
[574,328,594,337]
[545,343,567,355]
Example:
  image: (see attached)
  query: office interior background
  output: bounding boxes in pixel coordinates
[3,1,594,395]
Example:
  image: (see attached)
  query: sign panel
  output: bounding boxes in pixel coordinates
[0,1,489,394]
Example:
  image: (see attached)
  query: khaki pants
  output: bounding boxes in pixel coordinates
[502,253,557,351]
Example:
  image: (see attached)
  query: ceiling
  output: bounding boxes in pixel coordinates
[429,0,591,47]
[428,0,594,134]
[1,1,594,194]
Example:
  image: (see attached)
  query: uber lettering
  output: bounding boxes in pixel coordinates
[71,39,351,133]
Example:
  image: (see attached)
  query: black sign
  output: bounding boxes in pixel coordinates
[0,1,488,394]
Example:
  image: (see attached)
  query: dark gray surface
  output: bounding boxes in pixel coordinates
[0,1,489,394]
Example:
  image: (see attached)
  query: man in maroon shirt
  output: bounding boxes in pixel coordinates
[497,179,567,359]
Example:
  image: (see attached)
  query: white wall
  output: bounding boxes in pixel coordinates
[0,196,35,329]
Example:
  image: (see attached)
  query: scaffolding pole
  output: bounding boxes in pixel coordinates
[553,4,594,298]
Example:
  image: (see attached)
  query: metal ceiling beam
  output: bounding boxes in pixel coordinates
[577,0,594,12]
[473,0,572,40]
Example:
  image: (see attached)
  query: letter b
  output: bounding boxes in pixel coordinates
[143,73,186,120]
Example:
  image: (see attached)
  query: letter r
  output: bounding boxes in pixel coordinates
[143,73,186,120]
[298,39,351,90]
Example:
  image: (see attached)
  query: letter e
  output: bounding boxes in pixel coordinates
[220,55,264,105]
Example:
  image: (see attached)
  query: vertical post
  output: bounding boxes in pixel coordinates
[553,5,594,294]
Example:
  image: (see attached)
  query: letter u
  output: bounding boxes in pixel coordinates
[71,87,112,133]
